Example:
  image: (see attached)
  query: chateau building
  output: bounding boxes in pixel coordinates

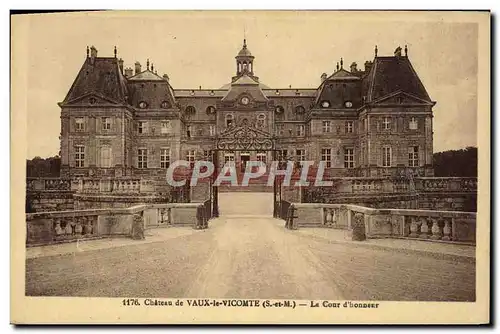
[59,40,435,179]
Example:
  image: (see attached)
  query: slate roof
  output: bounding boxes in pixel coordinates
[327,68,360,81]
[219,81,271,90]
[127,79,176,109]
[62,57,127,104]
[222,74,268,102]
[127,70,165,81]
[363,56,432,102]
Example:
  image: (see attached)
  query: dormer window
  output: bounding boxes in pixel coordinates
[321,100,330,108]
[138,101,148,109]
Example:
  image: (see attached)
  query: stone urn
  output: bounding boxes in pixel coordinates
[352,213,366,241]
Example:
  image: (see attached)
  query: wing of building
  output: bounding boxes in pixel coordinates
[58,42,435,178]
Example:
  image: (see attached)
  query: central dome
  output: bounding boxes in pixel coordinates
[236,39,253,58]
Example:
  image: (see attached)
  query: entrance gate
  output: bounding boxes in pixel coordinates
[209,121,282,218]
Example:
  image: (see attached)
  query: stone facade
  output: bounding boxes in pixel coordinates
[59,42,434,180]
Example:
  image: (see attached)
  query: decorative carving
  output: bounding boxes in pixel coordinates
[216,122,273,151]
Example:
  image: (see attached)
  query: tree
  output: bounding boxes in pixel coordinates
[26,156,61,177]
[433,147,477,177]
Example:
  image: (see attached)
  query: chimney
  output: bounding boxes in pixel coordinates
[135,61,142,75]
[124,67,133,77]
[364,61,373,73]
[394,46,402,57]
[89,46,97,64]
[321,73,327,83]
[350,62,357,73]
[163,74,170,82]
[118,58,124,74]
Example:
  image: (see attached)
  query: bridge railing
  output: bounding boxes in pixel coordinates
[287,203,476,245]
[26,202,206,246]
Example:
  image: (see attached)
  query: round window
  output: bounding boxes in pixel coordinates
[321,100,330,108]
[138,101,148,109]
[161,101,171,109]
[345,101,353,108]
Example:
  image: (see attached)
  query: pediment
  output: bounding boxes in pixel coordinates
[372,91,435,106]
[61,92,122,107]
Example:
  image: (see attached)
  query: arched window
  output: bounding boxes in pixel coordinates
[206,106,216,115]
[238,62,242,73]
[295,106,305,114]
[225,114,234,127]
[249,62,253,72]
[243,62,248,71]
[257,113,266,128]
[186,106,196,114]
[100,146,112,168]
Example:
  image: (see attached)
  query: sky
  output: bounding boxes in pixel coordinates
[15,11,479,159]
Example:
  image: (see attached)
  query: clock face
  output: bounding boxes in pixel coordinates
[345,101,353,108]
[321,100,330,108]
[241,97,250,105]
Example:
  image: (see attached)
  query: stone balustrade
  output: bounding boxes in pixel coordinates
[418,177,477,193]
[26,178,71,192]
[287,203,476,245]
[26,202,207,246]
[76,177,156,194]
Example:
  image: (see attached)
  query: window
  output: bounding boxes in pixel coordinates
[408,146,419,167]
[209,125,216,136]
[364,118,368,132]
[160,148,170,169]
[321,148,332,168]
[277,149,288,160]
[75,146,85,167]
[322,121,332,133]
[409,117,418,130]
[225,114,234,127]
[382,146,392,167]
[256,151,267,165]
[257,114,266,128]
[275,124,284,136]
[100,146,111,168]
[161,121,171,134]
[382,117,391,130]
[186,150,196,168]
[224,153,235,164]
[186,125,192,138]
[361,144,366,166]
[296,149,306,162]
[345,121,354,134]
[138,121,148,134]
[296,124,305,137]
[344,148,354,168]
[75,117,84,131]
[102,117,111,130]
[138,149,148,168]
